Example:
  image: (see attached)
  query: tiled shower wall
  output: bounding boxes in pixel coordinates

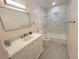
[44,2,70,34]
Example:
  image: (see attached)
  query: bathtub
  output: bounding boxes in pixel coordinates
[44,33,67,45]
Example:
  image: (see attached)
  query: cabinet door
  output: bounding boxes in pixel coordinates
[13,49,33,59]
[32,37,43,59]
[13,52,33,59]
[13,52,26,59]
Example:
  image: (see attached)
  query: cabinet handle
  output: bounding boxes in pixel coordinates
[68,21,76,23]
[65,21,76,24]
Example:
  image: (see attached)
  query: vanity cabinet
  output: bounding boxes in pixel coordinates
[13,49,33,59]
[11,35,43,59]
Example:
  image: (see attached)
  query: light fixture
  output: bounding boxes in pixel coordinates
[52,2,56,6]
[5,0,26,9]
[5,5,26,12]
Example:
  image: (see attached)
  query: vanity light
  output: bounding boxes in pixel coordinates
[5,0,26,9]
[5,5,26,12]
[52,2,56,6]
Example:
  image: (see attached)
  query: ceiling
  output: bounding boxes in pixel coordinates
[32,0,69,10]
[13,0,69,10]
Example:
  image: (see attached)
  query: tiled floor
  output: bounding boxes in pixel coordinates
[38,39,69,59]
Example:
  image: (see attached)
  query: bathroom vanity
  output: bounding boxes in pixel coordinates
[4,33,43,59]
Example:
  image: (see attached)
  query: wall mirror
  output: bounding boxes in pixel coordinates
[0,7,31,31]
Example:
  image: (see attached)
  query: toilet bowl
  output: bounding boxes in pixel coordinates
[42,35,51,47]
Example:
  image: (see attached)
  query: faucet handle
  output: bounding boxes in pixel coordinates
[29,31,32,35]
[20,33,28,39]
[24,33,28,37]
[20,35,24,39]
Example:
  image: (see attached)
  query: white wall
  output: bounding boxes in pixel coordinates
[68,0,78,58]
[45,2,69,34]
[26,0,46,33]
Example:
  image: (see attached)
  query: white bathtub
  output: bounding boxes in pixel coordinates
[45,33,67,45]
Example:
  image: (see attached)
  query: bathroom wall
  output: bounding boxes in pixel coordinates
[32,6,46,33]
[0,0,45,41]
[45,2,69,34]
[26,0,46,33]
